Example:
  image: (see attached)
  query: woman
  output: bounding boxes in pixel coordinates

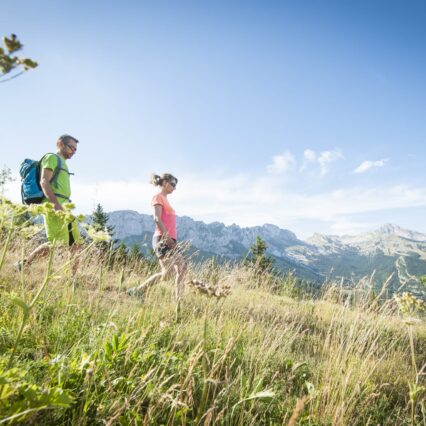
[128,173,186,300]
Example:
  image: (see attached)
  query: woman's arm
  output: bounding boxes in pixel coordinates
[153,204,175,247]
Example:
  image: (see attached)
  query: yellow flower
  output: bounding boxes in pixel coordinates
[19,224,44,240]
[63,202,76,211]
[76,214,86,223]
[402,317,422,326]
[85,226,111,242]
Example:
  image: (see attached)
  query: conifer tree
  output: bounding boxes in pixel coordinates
[91,203,114,252]
[114,242,128,266]
[92,203,114,235]
[0,166,14,194]
[129,243,143,261]
[246,235,274,274]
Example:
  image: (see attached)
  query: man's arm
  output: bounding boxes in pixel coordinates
[40,168,62,211]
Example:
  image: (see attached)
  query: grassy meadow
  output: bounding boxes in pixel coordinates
[0,200,426,425]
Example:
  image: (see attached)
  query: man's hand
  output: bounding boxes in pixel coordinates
[40,167,62,210]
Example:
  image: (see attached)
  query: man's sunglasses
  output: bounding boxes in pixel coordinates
[64,142,77,153]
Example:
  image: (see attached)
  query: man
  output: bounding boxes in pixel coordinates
[20,134,81,267]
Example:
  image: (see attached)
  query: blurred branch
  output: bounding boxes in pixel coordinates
[0,34,38,83]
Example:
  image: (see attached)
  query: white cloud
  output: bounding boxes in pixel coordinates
[354,159,388,174]
[299,148,343,175]
[303,149,317,163]
[266,151,296,174]
[4,158,425,239]
[299,149,317,172]
[318,149,344,176]
[48,176,426,231]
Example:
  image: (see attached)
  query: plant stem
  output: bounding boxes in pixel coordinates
[29,244,55,309]
[20,244,25,289]
[407,325,417,426]
[195,307,210,423]
[6,313,27,370]
[0,221,14,273]
[99,265,103,291]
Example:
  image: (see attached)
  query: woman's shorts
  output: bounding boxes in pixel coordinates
[152,236,177,259]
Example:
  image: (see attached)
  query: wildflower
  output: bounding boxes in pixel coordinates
[43,202,55,212]
[402,317,422,326]
[19,224,44,240]
[75,214,86,223]
[187,279,231,299]
[62,202,76,211]
[395,292,426,315]
[27,204,45,216]
[84,225,112,243]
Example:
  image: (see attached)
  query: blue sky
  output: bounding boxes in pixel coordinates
[1,0,426,239]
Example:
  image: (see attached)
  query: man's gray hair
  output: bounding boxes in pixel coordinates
[58,134,79,144]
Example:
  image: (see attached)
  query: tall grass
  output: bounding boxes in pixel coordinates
[0,198,425,424]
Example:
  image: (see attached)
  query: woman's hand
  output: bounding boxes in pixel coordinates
[166,237,176,248]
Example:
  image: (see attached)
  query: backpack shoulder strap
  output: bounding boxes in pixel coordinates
[50,154,62,186]
[38,153,64,184]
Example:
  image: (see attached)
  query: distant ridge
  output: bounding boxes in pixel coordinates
[107,210,426,297]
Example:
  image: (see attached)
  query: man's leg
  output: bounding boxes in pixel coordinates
[68,221,82,275]
[23,242,51,266]
[21,213,55,267]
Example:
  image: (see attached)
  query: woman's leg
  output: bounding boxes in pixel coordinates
[135,270,164,292]
[134,257,174,292]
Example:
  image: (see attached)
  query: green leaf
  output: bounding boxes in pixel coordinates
[11,297,30,318]
[48,388,75,407]
[233,389,275,410]
[21,58,38,69]
[292,362,307,373]
[3,34,22,54]
[305,381,316,396]
[244,389,275,403]
[0,383,15,400]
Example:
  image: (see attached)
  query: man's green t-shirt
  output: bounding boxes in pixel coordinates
[40,154,71,204]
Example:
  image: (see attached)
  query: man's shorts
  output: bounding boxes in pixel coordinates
[44,212,81,246]
[152,235,177,259]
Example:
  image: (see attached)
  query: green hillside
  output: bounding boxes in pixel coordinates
[1,200,425,424]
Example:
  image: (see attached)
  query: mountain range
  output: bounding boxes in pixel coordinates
[107,210,426,298]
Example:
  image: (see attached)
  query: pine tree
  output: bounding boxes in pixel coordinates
[246,236,274,274]
[113,242,128,266]
[91,203,114,252]
[0,166,14,195]
[129,243,143,261]
[91,204,114,234]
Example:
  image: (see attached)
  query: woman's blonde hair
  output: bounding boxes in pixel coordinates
[150,173,178,187]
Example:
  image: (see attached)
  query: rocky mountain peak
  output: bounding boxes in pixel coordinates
[105,209,426,294]
[375,223,426,242]
[377,223,403,235]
